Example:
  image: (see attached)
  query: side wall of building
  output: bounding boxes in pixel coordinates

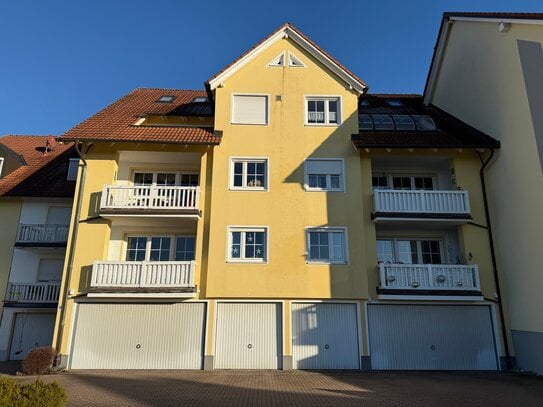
[429,20,543,373]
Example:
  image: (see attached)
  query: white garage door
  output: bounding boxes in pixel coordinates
[368,304,498,370]
[10,313,56,360]
[215,303,281,369]
[70,302,205,369]
[292,303,360,369]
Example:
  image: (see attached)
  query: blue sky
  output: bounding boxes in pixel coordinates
[0,1,541,135]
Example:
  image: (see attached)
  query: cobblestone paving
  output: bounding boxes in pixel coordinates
[9,370,543,407]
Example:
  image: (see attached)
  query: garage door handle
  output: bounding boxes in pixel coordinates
[247,344,252,349]
[430,345,435,350]
[136,344,141,349]
[325,344,329,349]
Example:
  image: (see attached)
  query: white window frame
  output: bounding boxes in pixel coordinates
[131,170,200,186]
[305,227,349,264]
[304,95,342,126]
[227,226,268,263]
[0,157,4,177]
[230,93,270,125]
[376,237,445,265]
[304,158,345,192]
[288,51,305,67]
[371,173,437,190]
[124,234,196,262]
[229,157,269,191]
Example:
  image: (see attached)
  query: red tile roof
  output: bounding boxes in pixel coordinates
[59,88,220,145]
[206,22,367,90]
[0,135,75,196]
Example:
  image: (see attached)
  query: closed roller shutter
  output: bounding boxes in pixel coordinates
[215,302,281,369]
[70,302,205,369]
[368,304,498,370]
[292,303,360,369]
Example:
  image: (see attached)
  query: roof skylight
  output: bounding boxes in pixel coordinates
[385,100,404,107]
[192,97,208,103]
[157,95,176,103]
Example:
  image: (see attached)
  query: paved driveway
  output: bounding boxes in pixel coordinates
[6,370,543,407]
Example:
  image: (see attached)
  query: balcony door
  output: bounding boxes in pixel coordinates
[133,172,199,187]
[377,239,443,264]
[126,236,195,262]
[372,174,435,190]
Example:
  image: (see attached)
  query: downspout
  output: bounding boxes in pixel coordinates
[55,140,88,366]
[478,149,512,369]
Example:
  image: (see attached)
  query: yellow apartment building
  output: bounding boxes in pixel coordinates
[51,23,507,370]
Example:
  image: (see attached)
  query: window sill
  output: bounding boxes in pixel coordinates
[229,187,268,192]
[306,260,348,265]
[227,259,268,264]
[304,123,341,127]
[304,188,344,193]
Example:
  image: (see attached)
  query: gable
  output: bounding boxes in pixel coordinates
[207,23,366,94]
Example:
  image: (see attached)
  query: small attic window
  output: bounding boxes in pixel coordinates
[268,52,285,67]
[192,97,208,103]
[288,52,305,67]
[157,95,176,103]
[385,100,403,107]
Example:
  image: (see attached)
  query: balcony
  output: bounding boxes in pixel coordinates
[89,260,196,298]
[15,224,69,247]
[4,282,61,304]
[372,189,471,223]
[100,185,201,218]
[378,263,481,296]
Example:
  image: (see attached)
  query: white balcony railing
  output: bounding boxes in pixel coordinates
[373,189,471,216]
[16,224,69,244]
[91,261,196,289]
[379,263,481,291]
[5,282,61,303]
[100,185,200,212]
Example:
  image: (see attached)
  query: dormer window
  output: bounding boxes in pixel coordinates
[156,95,176,103]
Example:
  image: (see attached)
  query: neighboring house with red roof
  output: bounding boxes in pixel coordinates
[49,20,512,373]
[0,135,76,361]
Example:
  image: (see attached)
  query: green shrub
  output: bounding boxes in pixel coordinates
[0,378,66,407]
[22,347,56,376]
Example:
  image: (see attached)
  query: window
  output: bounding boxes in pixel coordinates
[132,171,199,187]
[305,159,344,191]
[306,228,348,264]
[0,157,4,178]
[126,236,196,261]
[67,158,79,181]
[231,94,269,125]
[228,227,267,262]
[288,52,305,67]
[230,158,268,190]
[192,97,208,103]
[268,52,285,67]
[157,95,176,103]
[305,97,340,125]
[372,174,435,190]
[385,100,404,107]
[37,258,63,282]
[376,238,443,264]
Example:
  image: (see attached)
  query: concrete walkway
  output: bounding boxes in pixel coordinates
[5,370,543,407]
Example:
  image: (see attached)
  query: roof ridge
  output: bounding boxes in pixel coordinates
[133,87,207,92]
